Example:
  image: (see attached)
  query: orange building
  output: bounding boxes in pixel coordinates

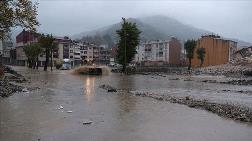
[191,35,237,67]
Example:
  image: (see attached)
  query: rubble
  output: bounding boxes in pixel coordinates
[130,91,252,123]
[197,64,252,77]
[99,84,117,92]
[0,79,24,97]
[0,66,36,97]
[220,79,252,85]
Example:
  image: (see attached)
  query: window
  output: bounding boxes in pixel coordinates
[70,56,73,58]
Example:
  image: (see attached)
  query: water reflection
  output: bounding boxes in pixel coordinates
[83,77,96,103]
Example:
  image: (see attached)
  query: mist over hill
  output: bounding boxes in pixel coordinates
[73,15,251,48]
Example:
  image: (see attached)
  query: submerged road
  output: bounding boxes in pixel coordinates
[0,67,252,141]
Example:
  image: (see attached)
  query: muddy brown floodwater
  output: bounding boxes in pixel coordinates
[1,67,252,141]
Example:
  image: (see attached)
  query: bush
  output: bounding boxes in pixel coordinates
[55,59,63,69]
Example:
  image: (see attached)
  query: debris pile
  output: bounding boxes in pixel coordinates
[131,91,252,123]
[99,84,117,92]
[198,64,252,77]
[0,79,24,97]
[0,66,28,97]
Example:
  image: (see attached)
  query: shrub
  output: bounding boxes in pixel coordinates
[55,59,63,69]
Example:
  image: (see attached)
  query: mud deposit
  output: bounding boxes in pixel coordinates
[1,67,252,141]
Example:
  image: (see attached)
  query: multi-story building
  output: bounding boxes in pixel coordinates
[16,30,39,65]
[93,46,99,64]
[134,37,182,66]
[13,31,114,67]
[79,42,88,62]
[99,45,111,65]
[71,42,81,66]
[191,35,237,67]
[55,36,72,60]
[2,41,14,64]
[134,44,145,63]
[79,42,95,64]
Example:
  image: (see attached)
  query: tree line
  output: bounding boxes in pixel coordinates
[23,34,57,71]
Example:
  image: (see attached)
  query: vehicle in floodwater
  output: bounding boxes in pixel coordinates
[61,59,71,70]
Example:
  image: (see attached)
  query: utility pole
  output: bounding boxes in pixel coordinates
[124,29,127,74]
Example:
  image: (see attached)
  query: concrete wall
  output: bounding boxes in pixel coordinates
[169,38,181,65]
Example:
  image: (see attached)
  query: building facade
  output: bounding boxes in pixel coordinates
[15,30,39,66]
[99,45,111,65]
[191,35,237,67]
[134,38,182,66]
[2,41,14,64]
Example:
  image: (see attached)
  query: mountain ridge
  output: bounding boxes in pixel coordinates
[73,15,251,48]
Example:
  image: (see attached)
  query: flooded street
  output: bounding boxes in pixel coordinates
[1,67,252,141]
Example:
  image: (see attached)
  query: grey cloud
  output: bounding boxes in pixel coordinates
[36,0,252,42]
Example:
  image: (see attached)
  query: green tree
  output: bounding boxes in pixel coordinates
[196,47,206,67]
[23,43,42,69]
[184,40,197,70]
[116,18,141,73]
[38,34,55,71]
[0,0,39,39]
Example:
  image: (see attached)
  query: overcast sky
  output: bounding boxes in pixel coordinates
[36,0,252,42]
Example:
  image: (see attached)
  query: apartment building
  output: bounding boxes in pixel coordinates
[134,37,182,66]
[191,35,237,67]
[70,42,82,66]
[2,41,14,64]
[13,31,112,67]
[99,45,111,64]
[134,44,145,63]
[79,42,94,64]
[16,30,39,65]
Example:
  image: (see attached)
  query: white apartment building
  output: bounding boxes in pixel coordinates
[144,40,170,62]
[134,44,145,63]
[134,38,182,65]
[134,40,170,63]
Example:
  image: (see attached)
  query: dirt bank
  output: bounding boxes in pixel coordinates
[0,66,29,97]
